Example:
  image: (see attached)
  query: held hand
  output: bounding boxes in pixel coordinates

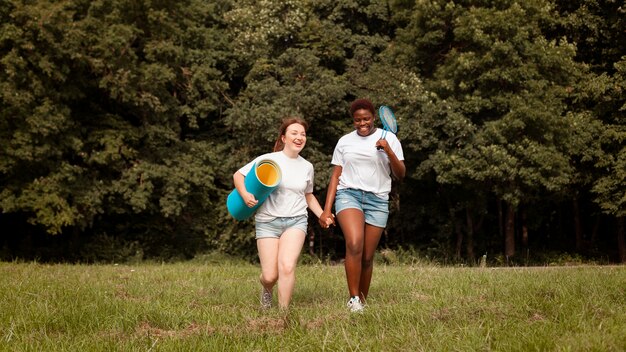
[318,212,329,228]
[325,213,336,228]
[319,211,336,229]
[242,192,258,208]
[376,139,390,151]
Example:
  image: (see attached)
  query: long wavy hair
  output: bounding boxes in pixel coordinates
[273,117,309,152]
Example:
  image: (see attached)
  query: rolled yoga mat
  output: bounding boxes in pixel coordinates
[226,159,282,220]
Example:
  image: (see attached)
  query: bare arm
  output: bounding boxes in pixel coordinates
[376,139,406,180]
[305,193,324,218]
[233,171,258,208]
[318,165,342,227]
[388,150,406,181]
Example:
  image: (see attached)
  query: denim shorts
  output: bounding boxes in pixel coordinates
[335,188,389,228]
[255,215,308,239]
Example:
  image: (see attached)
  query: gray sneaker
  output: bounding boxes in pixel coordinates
[347,296,364,313]
[260,287,272,309]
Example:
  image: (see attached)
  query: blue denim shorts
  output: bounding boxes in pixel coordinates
[335,188,389,228]
[255,215,308,239]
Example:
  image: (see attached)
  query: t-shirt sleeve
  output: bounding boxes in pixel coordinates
[391,135,404,161]
[305,163,314,193]
[330,140,343,166]
[238,154,266,176]
[237,160,255,176]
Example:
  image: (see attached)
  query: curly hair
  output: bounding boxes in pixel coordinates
[349,98,375,117]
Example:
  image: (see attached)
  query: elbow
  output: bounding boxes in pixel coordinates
[233,171,244,186]
[395,161,406,180]
[394,167,406,181]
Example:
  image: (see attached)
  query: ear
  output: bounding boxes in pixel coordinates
[281,136,286,143]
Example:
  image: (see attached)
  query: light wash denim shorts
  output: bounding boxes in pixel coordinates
[255,215,308,239]
[335,188,389,228]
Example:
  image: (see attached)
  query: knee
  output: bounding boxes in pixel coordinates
[345,244,363,258]
[345,237,364,256]
[261,272,278,286]
[361,256,374,269]
[278,261,297,276]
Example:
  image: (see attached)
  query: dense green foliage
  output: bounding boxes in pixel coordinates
[1,0,624,263]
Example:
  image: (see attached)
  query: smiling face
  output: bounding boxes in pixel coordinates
[281,123,307,155]
[353,108,376,136]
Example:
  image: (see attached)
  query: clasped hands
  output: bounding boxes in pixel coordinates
[318,211,336,229]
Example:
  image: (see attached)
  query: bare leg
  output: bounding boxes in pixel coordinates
[257,238,279,293]
[359,224,384,301]
[276,228,306,309]
[337,209,366,298]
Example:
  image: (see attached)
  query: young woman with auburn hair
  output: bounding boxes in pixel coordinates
[233,118,334,310]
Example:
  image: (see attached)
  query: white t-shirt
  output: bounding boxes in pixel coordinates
[331,128,404,200]
[238,151,314,222]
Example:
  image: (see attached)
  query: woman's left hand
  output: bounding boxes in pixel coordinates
[375,139,389,152]
[319,211,335,229]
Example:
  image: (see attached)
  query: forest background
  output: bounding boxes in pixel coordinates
[1,0,624,265]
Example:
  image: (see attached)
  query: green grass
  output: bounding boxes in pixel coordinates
[1,261,625,351]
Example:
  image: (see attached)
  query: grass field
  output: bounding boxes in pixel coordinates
[1,258,625,351]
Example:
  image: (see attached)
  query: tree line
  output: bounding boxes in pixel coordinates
[1,0,624,263]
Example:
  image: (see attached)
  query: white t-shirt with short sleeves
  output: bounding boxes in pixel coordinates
[238,151,314,222]
[331,128,404,200]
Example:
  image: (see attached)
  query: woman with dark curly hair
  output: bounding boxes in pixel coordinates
[319,99,405,313]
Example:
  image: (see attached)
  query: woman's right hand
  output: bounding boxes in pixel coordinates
[242,192,258,208]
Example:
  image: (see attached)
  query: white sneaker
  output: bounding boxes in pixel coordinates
[260,287,272,309]
[347,296,364,313]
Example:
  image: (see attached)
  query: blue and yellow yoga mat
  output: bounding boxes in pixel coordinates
[226,159,282,220]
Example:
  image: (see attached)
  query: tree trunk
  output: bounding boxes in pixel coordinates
[308,225,315,256]
[447,199,463,260]
[465,208,475,262]
[618,217,625,263]
[591,215,600,246]
[573,199,584,251]
[504,202,516,261]
[521,207,528,248]
[454,215,463,260]
[498,200,504,242]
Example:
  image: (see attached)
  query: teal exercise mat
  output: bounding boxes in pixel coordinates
[226,159,282,220]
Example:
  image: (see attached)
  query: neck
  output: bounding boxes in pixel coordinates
[281,149,299,159]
